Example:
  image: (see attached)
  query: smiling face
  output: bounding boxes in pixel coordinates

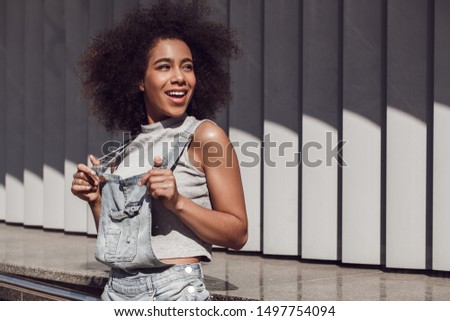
[139,38,196,124]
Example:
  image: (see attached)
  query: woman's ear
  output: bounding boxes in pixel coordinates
[139,80,144,92]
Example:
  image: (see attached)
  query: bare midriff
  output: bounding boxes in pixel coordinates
[160,257,200,264]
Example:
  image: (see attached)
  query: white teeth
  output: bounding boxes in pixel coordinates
[167,91,186,97]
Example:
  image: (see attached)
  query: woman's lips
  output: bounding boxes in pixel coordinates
[165,90,188,105]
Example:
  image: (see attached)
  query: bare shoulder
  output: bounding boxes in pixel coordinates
[189,120,234,173]
[193,120,230,145]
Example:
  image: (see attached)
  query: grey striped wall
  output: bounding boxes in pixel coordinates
[1,0,450,272]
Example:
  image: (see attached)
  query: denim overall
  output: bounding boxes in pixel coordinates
[93,120,210,300]
[93,120,198,271]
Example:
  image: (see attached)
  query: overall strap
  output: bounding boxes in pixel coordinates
[162,119,199,171]
[93,138,133,176]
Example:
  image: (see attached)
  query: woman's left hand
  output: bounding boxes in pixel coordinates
[139,156,181,212]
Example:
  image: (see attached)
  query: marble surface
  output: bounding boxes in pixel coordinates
[1,223,450,301]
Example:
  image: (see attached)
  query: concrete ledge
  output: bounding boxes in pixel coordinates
[0,262,107,289]
[0,273,102,300]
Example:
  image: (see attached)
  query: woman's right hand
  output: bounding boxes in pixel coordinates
[71,155,101,204]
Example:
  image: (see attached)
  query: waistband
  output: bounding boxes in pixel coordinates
[109,263,203,296]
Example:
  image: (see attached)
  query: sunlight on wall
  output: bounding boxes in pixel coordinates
[229,127,261,252]
[43,164,64,230]
[263,120,299,256]
[386,106,426,269]
[24,169,44,226]
[0,182,4,221]
[342,109,381,264]
[433,101,450,271]
[5,173,24,224]
[302,114,338,260]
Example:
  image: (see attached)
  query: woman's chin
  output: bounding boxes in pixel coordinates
[146,108,188,124]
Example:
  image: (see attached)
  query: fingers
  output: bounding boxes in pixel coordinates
[74,166,99,187]
[72,160,100,198]
[139,171,151,186]
[137,156,178,203]
[148,173,169,184]
[76,162,97,179]
[149,179,176,200]
[139,156,166,186]
[70,177,99,202]
[71,174,98,192]
[89,154,100,167]
[139,169,168,185]
[71,183,96,193]
[149,175,175,189]
[153,155,164,168]
[147,172,176,197]
[71,175,97,188]
[145,170,179,212]
[71,156,101,203]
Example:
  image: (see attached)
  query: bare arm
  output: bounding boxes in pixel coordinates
[71,155,102,230]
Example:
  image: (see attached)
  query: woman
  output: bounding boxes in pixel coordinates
[71,0,247,301]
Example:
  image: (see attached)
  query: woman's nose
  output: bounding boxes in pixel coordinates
[171,68,185,84]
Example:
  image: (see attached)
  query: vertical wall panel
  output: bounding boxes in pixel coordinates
[433,0,450,271]
[64,0,89,232]
[342,0,383,264]
[5,0,25,224]
[302,0,340,260]
[386,0,430,269]
[0,0,6,222]
[43,0,65,229]
[229,0,263,252]
[86,0,113,235]
[24,0,44,227]
[263,0,300,255]
[207,0,230,132]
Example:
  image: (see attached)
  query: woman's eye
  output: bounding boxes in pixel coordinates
[182,64,194,71]
[157,64,170,71]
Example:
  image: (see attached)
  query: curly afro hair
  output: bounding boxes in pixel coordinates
[78,0,241,134]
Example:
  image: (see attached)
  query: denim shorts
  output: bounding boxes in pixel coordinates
[101,263,210,301]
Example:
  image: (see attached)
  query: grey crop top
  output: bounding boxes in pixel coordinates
[112,114,213,261]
